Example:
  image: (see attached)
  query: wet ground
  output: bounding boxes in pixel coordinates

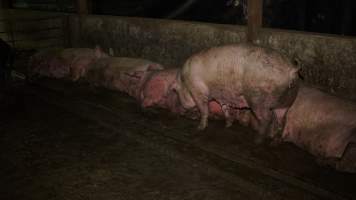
[1,79,355,200]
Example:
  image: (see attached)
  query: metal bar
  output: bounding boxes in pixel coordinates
[247,0,263,42]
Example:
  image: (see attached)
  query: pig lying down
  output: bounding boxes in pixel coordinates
[283,85,356,172]
[28,47,163,100]
[219,85,356,173]
[85,57,163,99]
[174,43,300,143]
[28,46,108,81]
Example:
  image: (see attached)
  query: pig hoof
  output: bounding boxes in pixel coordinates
[197,123,207,130]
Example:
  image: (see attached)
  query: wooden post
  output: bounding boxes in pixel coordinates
[77,0,90,14]
[247,0,263,42]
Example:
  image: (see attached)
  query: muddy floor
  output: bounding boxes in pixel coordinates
[0,79,355,200]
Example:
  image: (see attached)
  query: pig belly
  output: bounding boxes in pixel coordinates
[282,85,356,158]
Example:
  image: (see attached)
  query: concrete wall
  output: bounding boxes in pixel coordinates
[3,9,356,100]
[258,29,356,101]
[70,14,356,100]
[68,15,247,67]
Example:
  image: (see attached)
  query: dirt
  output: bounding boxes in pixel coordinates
[0,80,355,200]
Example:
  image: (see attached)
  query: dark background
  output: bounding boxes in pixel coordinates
[11,0,356,36]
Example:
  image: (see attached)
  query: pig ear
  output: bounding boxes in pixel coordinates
[94,45,103,58]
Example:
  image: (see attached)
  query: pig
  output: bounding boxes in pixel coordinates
[61,47,108,81]
[85,57,163,99]
[28,47,107,81]
[173,43,299,141]
[282,85,356,172]
[28,48,66,79]
[221,85,356,172]
[140,68,184,113]
[0,38,14,84]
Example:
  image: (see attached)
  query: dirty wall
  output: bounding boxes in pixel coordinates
[69,14,356,100]
[2,9,356,100]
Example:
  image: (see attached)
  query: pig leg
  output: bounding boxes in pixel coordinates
[249,97,273,143]
[221,104,234,128]
[253,108,272,144]
[188,82,210,130]
[269,108,289,145]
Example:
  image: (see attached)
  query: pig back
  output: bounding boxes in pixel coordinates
[181,43,299,104]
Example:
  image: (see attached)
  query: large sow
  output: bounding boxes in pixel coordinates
[174,43,299,140]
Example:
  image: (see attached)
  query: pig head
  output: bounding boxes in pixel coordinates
[66,46,109,81]
[140,68,186,114]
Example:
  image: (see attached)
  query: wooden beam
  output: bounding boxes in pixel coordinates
[77,0,90,14]
[247,0,263,42]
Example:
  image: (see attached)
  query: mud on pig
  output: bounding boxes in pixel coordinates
[173,43,299,141]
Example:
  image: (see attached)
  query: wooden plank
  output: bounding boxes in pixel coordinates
[247,0,263,42]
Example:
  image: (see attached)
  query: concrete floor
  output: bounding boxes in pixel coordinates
[0,79,355,200]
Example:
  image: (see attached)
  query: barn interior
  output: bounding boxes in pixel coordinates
[1,0,356,199]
